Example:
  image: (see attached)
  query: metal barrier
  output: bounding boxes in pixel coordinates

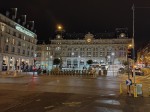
[49,70,103,76]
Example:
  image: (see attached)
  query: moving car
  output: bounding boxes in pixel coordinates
[132,68,144,76]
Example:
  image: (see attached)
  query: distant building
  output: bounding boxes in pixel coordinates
[0,13,37,71]
[137,42,150,67]
[37,31,132,70]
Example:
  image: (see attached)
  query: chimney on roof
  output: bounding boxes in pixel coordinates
[21,15,26,26]
[11,8,17,20]
[6,11,10,17]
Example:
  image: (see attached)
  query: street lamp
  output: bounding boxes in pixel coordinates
[57,24,63,38]
[56,24,64,69]
[132,4,150,85]
[111,52,115,76]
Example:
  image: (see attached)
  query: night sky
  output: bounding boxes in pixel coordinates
[0,0,150,48]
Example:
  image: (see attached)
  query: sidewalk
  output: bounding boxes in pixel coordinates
[0,71,25,78]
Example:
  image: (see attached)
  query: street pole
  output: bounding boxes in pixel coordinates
[132,4,138,97]
[132,4,135,84]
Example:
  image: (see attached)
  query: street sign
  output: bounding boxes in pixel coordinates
[126,79,132,86]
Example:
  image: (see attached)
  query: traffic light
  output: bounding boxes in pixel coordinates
[127,48,134,59]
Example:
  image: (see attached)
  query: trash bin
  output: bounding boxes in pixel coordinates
[136,83,143,96]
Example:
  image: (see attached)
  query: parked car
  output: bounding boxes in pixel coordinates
[132,68,144,76]
[118,68,125,74]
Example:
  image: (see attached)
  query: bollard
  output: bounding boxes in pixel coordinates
[120,83,122,94]
[134,84,137,97]
[148,87,150,96]
[13,70,17,77]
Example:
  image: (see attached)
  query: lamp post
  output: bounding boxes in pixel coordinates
[132,4,136,87]
[111,52,115,76]
[56,24,64,69]
[132,4,150,97]
[127,44,132,79]
[57,24,63,38]
[132,4,150,83]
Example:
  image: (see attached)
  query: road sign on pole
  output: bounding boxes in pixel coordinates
[126,79,132,86]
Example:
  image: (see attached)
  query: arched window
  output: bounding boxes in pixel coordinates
[5,45,9,51]
[73,59,78,67]
[67,59,71,67]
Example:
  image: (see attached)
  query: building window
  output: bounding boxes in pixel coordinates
[67,52,71,57]
[47,47,49,50]
[31,52,33,56]
[73,59,78,67]
[18,48,20,53]
[67,59,71,67]
[6,38,9,43]
[37,53,41,57]
[19,34,21,38]
[23,43,25,47]
[13,31,16,36]
[18,41,21,46]
[23,50,25,55]
[27,51,30,55]
[31,46,34,50]
[74,48,78,51]
[68,48,72,51]
[87,48,91,51]
[11,47,15,52]
[24,36,26,40]
[80,60,84,65]
[12,39,15,44]
[87,52,91,57]
[5,45,9,51]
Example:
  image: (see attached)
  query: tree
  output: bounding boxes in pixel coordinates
[123,61,129,66]
[87,60,93,65]
[53,58,61,65]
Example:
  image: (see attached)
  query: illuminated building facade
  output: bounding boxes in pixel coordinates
[137,42,150,67]
[0,13,37,71]
[37,30,132,70]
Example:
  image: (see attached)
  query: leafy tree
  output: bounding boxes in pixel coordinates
[87,60,93,65]
[53,58,61,65]
[123,61,129,66]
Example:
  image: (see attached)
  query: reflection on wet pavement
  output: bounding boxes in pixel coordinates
[95,99,120,105]
[95,107,123,112]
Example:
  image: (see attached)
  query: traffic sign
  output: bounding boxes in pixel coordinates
[126,79,132,86]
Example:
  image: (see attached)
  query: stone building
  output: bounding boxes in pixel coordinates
[37,31,132,70]
[137,42,150,67]
[0,13,37,71]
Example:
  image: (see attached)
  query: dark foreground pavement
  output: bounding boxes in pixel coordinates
[0,90,150,112]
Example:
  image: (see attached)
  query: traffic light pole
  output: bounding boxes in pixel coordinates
[127,57,130,79]
[132,4,135,84]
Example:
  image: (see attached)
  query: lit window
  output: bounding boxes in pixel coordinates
[6,38,8,43]
[12,39,15,44]
[24,36,26,40]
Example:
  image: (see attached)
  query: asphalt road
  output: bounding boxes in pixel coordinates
[0,73,150,112]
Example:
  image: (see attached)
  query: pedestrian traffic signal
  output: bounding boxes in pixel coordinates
[127,48,134,59]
